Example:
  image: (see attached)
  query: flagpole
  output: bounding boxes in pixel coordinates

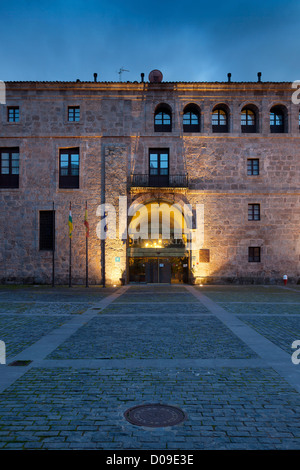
[69,236,72,288]
[69,202,72,288]
[52,201,55,287]
[85,201,89,288]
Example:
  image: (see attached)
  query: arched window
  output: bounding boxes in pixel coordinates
[270,105,287,133]
[154,104,172,132]
[183,104,200,132]
[241,106,258,133]
[212,105,229,132]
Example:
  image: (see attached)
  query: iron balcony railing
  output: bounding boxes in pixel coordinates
[129,174,189,188]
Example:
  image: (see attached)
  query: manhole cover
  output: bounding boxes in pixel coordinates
[124,404,187,427]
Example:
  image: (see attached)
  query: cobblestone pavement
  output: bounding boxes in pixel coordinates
[0,284,300,450]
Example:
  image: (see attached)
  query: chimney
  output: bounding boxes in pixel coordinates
[94,73,98,83]
[257,72,262,82]
[141,73,145,83]
[227,73,231,83]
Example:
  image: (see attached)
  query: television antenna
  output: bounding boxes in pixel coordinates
[118,67,130,81]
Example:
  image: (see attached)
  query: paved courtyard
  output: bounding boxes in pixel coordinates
[0,283,300,450]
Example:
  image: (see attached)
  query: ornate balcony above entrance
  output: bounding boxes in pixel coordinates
[128,174,189,189]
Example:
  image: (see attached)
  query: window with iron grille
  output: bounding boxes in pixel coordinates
[68,106,80,122]
[247,159,259,176]
[248,246,261,262]
[39,211,55,251]
[0,148,19,188]
[59,148,79,188]
[248,204,260,221]
[7,106,19,122]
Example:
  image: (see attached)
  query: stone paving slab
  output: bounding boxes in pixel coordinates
[203,292,300,303]
[114,293,196,303]
[0,367,299,450]
[0,302,92,315]
[0,315,71,360]
[237,316,300,355]
[219,303,300,315]
[99,303,211,315]
[46,315,257,360]
[0,284,300,450]
[0,286,116,303]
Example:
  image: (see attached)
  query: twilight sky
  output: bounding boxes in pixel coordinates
[0,0,299,83]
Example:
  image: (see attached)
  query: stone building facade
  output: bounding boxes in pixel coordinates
[0,72,299,285]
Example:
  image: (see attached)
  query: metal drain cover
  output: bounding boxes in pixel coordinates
[124,404,187,427]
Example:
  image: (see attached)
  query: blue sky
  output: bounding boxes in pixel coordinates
[0,0,299,82]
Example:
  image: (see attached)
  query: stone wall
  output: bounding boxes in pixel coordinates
[0,80,299,284]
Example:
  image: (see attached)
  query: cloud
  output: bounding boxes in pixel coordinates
[0,0,299,81]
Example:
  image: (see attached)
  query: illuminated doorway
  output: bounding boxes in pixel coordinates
[128,256,188,284]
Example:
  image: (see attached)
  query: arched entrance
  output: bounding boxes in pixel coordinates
[127,200,190,283]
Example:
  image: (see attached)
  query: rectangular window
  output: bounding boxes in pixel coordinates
[248,204,260,221]
[0,148,19,188]
[7,106,19,122]
[39,211,55,251]
[68,106,80,122]
[199,249,210,263]
[149,149,169,187]
[247,159,259,176]
[59,148,79,188]
[248,247,261,262]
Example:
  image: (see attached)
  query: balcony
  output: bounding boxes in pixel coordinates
[129,174,189,189]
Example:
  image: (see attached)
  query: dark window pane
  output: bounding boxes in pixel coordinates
[59,148,80,188]
[68,107,80,122]
[154,108,172,132]
[8,107,19,122]
[247,159,259,176]
[0,149,19,186]
[39,211,55,251]
[149,149,169,182]
[249,246,261,262]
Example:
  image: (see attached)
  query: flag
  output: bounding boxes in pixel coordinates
[68,204,73,239]
[84,202,89,238]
